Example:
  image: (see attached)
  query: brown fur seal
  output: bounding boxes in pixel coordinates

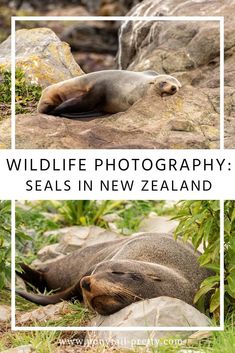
[16,233,211,316]
[37,70,181,118]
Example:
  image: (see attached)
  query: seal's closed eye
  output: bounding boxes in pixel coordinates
[159,81,167,88]
[111,271,125,275]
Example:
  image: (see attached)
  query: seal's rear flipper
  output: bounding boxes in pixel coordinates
[16,263,47,293]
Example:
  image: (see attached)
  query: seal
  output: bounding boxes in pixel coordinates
[37,70,181,118]
[16,233,211,316]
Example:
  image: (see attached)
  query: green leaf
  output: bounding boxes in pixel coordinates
[227,273,235,296]
[210,288,220,312]
[194,284,214,304]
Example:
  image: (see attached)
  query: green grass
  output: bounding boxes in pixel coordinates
[0,69,42,118]
[0,331,61,353]
[0,289,11,306]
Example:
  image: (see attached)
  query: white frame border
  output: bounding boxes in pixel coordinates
[11,199,224,331]
[11,15,224,150]
[10,15,224,332]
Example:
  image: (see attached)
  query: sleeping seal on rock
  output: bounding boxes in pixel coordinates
[37,70,181,118]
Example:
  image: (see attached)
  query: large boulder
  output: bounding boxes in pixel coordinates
[0,28,84,87]
[117,0,235,148]
[87,296,210,349]
[139,214,179,233]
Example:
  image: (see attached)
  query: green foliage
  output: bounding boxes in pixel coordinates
[41,200,174,234]
[0,68,42,115]
[15,69,42,113]
[0,200,11,290]
[224,201,235,311]
[116,200,174,234]
[0,70,11,104]
[15,203,59,264]
[55,200,125,227]
[15,200,175,265]
[173,200,235,320]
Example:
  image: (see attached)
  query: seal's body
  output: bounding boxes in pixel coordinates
[37,70,181,118]
[16,233,210,315]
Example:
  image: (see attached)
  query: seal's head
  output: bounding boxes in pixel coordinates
[37,86,62,114]
[80,260,161,315]
[151,75,181,97]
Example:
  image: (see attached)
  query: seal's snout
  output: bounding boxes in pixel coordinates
[81,276,91,292]
[171,85,177,93]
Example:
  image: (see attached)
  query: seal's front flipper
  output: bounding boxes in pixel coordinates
[16,263,47,293]
[51,94,101,118]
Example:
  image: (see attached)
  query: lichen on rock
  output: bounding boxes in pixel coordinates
[0,27,84,87]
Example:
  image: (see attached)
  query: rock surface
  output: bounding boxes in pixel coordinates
[61,22,118,55]
[0,117,11,149]
[116,0,225,149]
[179,351,204,353]
[0,28,84,87]
[31,225,123,267]
[139,213,178,233]
[16,84,218,149]
[87,296,210,348]
[118,0,235,148]
[16,302,69,325]
[14,0,141,16]
[0,305,11,322]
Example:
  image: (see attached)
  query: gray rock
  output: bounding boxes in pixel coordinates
[37,243,61,261]
[16,302,69,325]
[0,346,34,353]
[61,22,118,55]
[87,297,210,348]
[56,226,121,253]
[16,276,27,290]
[139,214,178,234]
[31,226,122,267]
[0,117,11,149]
[0,305,11,323]
[0,28,84,87]
[116,0,235,149]
[101,213,122,223]
[32,254,65,269]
